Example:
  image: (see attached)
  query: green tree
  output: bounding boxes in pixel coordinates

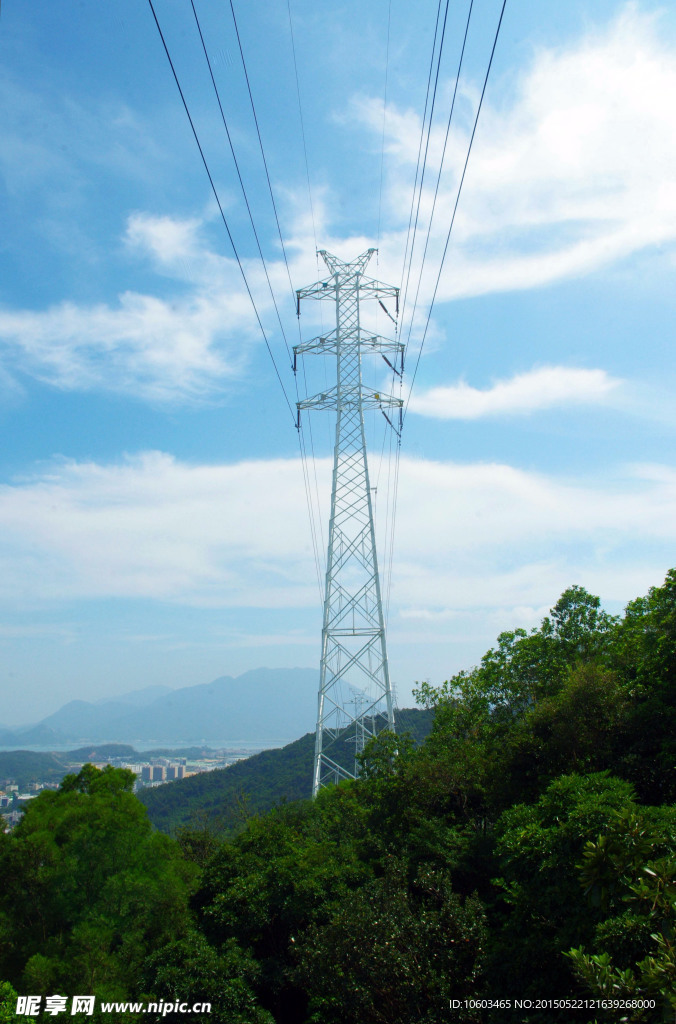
[420,585,615,720]
[0,982,21,1024]
[492,663,631,809]
[142,933,273,1024]
[489,773,640,1015]
[412,586,626,823]
[567,804,676,1022]
[294,861,486,1024]
[0,765,195,1006]
[610,568,676,802]
[198,796,370,1020]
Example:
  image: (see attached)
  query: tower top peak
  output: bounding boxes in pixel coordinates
[318,248,376,275]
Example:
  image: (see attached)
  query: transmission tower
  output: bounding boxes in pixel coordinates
[295,249,403,796]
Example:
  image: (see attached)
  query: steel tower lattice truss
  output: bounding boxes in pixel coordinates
[295,249,403,796]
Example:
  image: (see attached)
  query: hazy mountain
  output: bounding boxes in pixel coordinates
[39,699,147,737]
[94,684,173,707]
[0,669,319,747]
[0,683,175,747]
[101,668,319,745]
[5,724,65,747]
[39,684,175,735]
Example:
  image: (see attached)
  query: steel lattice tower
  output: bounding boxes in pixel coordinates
[295,249,403,796]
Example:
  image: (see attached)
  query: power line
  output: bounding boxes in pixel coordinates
[220,0,327,602]
[287,0,317,252]
[382,0,450,628]
[189,0,293,367]
[386,0,505,627]
[295,387,325,603]
[404,0,509,422]
[228,0,299,314]
[376,0,393,252]
[385,425,401,622]
[146,0,296,425]
[295,353,327,592]
[283,0,333,606]
[165,0,327,611]
[398,0,447,326]
[399,0,452,339]
[403,0,475,358]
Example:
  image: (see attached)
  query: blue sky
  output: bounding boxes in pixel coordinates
[1,0,676,725]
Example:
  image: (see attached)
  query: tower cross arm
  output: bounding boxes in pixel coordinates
[298,387,403,412]
[297,387,338,411]
[357,276,400,305]
[296,279,339,303]
[294,330,404,358]
[296,277,399,305]
[295,257,399,314]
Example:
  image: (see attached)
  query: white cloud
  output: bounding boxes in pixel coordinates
[3,7,673,403]
[408,365,621,419]
[125,213,206,270]
[363,5,676,302]
[0,452,322,607]
[0,205,334,403]
[0,214,270,401]
[0,452,674,621]
[389,457,676,619]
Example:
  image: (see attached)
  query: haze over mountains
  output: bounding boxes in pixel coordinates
[0,668,319,748]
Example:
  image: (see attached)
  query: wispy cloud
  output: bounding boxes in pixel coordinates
[408,365,621,419]
[0,215,267,402]
[0,452,674,617]
[0,205,331,403]
[1,6,675,402]
[0,452,321,607]
[362,5,676,302]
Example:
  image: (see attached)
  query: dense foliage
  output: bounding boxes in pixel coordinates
[2,571,676,1022]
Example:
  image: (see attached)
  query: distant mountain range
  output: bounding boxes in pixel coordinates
[0,669,319,748]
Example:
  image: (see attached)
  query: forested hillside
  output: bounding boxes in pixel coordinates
[139,707,434,834]
[2,571,675,1023]
[0,750,68,789]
